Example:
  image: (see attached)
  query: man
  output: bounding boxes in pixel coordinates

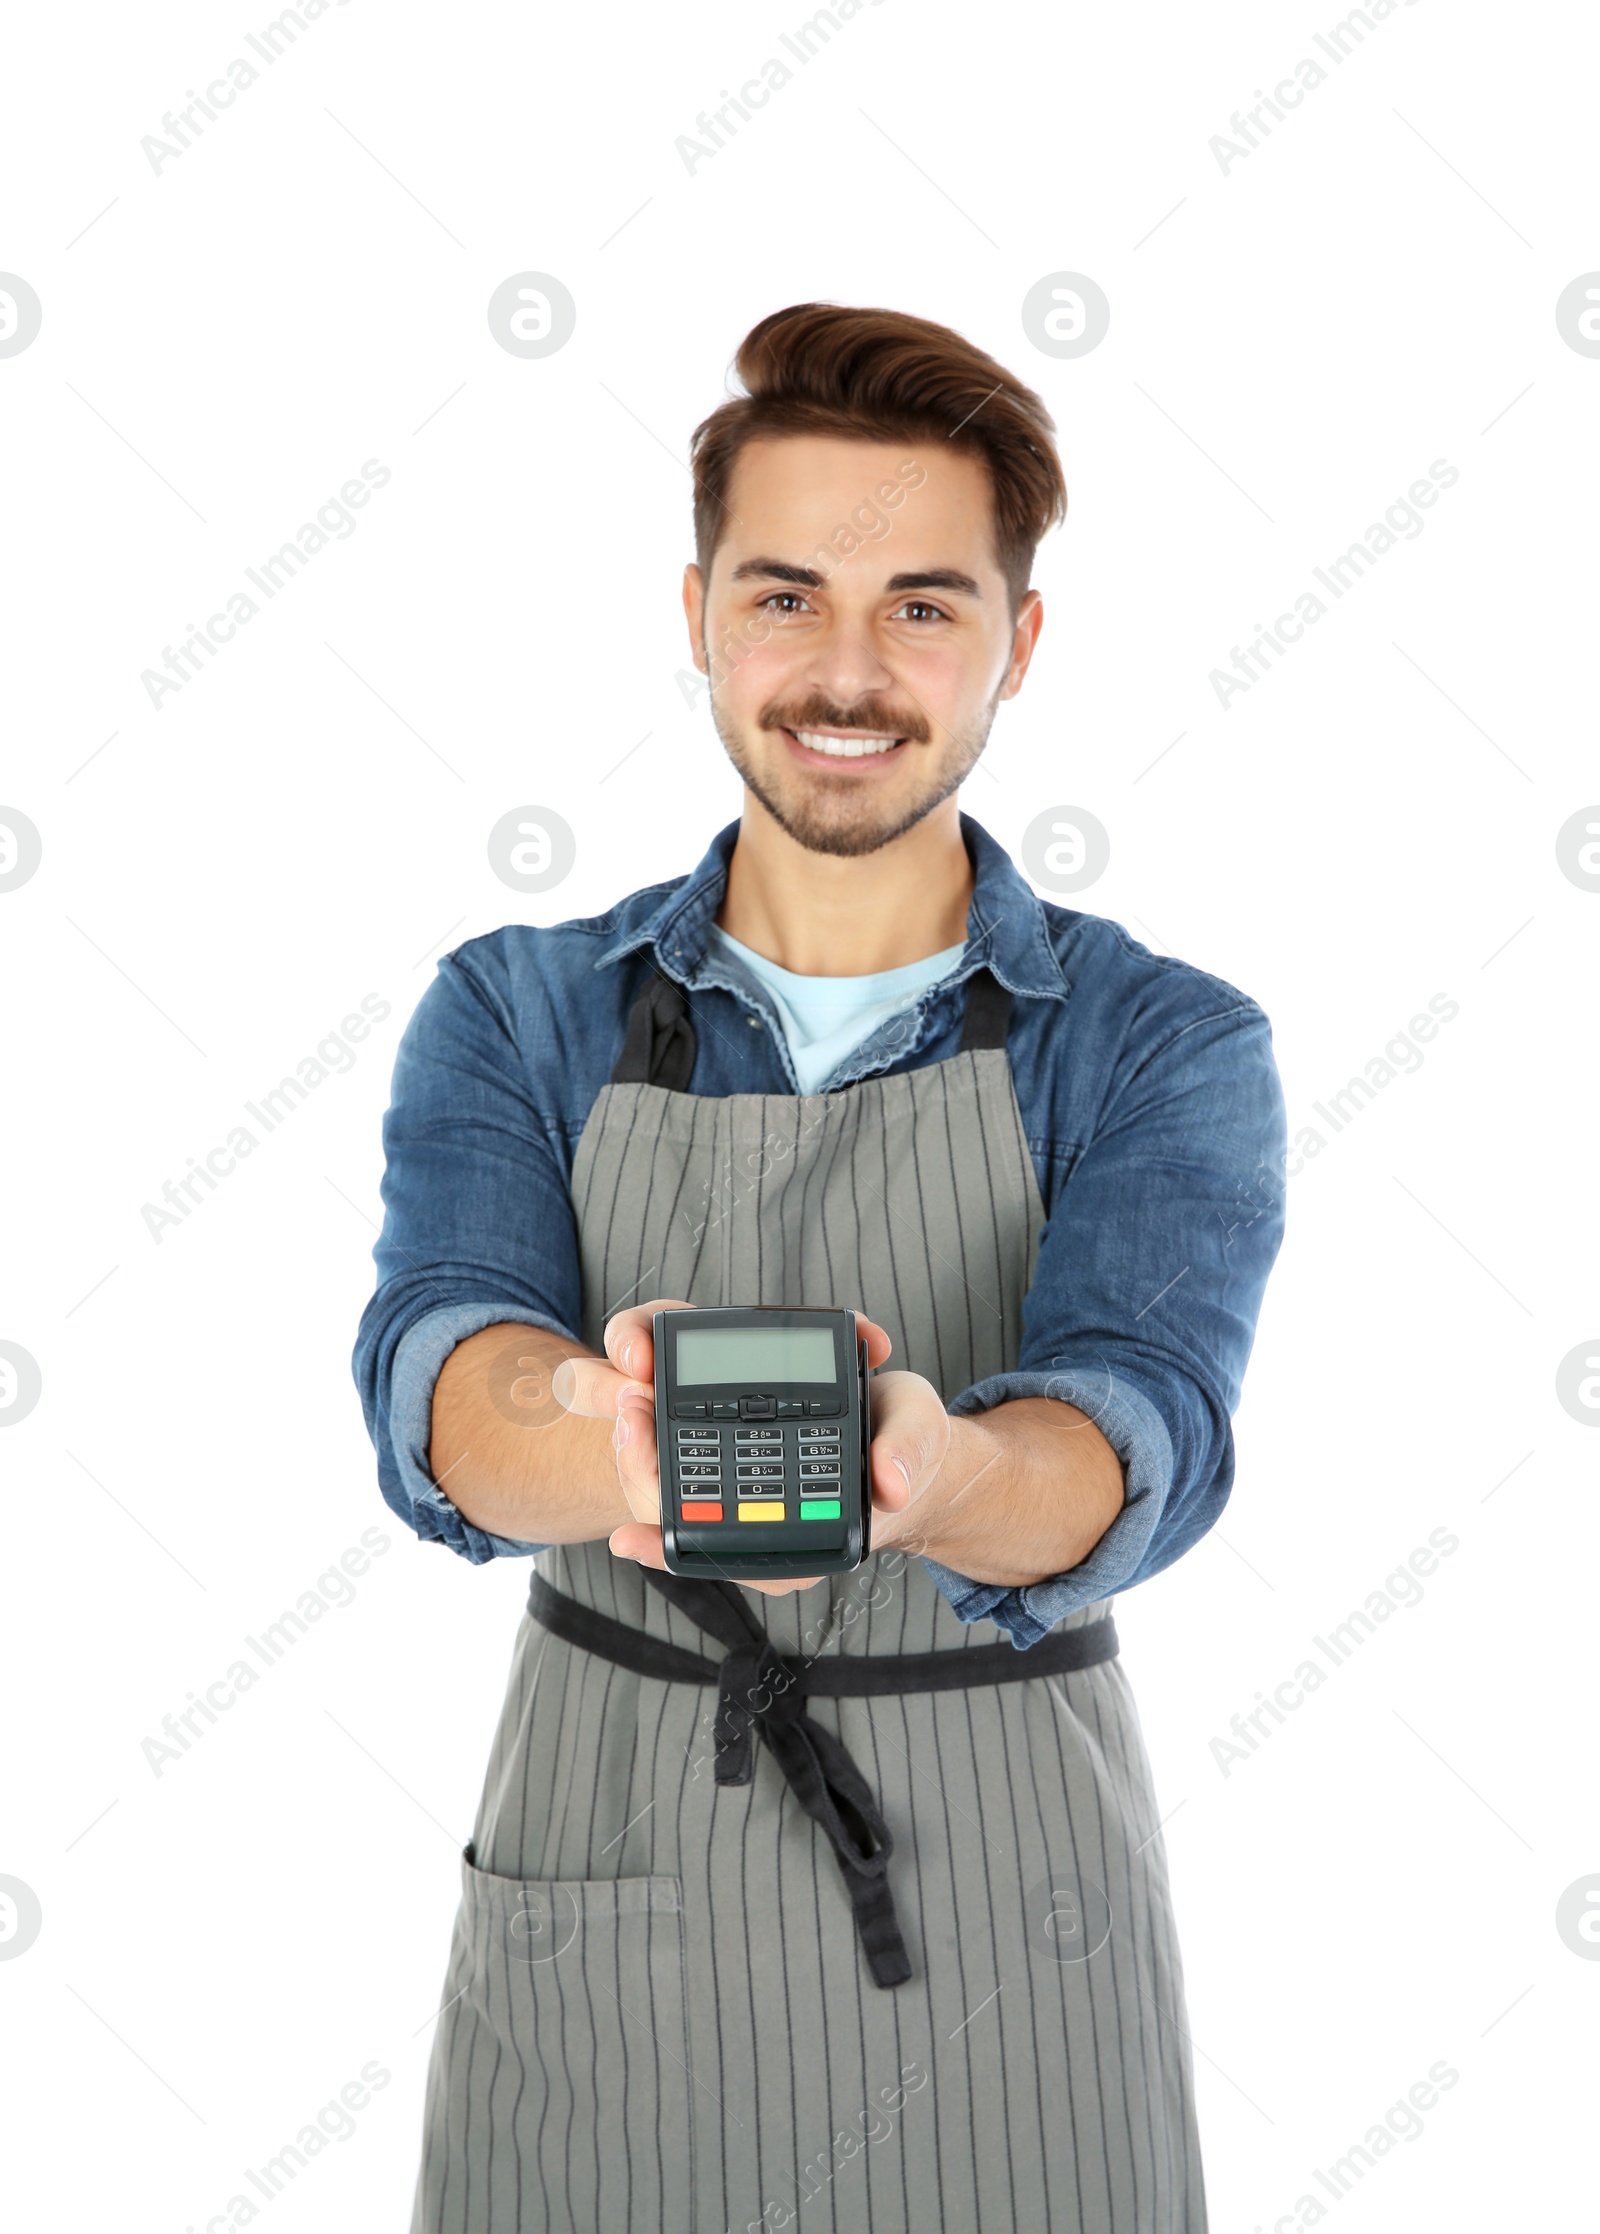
[354,301,1285,2233]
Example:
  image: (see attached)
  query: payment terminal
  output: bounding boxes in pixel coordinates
[653,1306,872,1579]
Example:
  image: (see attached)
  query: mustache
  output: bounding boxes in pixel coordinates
[760,698,932,744]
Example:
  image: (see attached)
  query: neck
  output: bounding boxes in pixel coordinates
[717,792,974,976]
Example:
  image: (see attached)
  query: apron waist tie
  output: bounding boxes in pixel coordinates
[526,1569,1120,1990]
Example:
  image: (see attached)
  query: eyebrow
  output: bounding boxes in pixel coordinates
[727,558,983,598]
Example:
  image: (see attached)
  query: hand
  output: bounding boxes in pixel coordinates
[551,1300,938,1598]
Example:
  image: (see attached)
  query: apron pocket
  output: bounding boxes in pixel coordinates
[422,1844,693,2234]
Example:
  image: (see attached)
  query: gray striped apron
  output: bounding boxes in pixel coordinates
[412,970,1206,2233]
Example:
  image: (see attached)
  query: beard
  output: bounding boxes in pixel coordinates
[709,678,1003,859]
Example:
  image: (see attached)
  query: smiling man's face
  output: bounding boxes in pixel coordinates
[683,435,1042,858]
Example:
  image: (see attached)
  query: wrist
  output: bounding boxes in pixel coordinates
[880,1398,1124,1588]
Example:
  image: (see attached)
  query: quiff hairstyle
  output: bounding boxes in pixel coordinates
[690,303,1067,617]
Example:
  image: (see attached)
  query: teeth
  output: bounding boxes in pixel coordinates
[793,730,901,758]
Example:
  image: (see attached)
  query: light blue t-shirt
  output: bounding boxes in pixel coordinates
[711,926,968,1094]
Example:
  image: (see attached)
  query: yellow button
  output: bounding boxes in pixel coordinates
[737,1501,786,1522]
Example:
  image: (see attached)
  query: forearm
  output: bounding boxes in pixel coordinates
[427,1321,633,1545]
[885,1397,1125,1587]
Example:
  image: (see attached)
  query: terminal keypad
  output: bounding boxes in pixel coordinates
[673,1401,846,1524]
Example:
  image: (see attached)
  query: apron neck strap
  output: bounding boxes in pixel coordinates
[610,963,1011,1090]
[958,967,1012,1052]
[610,970,695,1090]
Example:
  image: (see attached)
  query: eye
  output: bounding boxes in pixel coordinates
[891,599,950,624]
[759,590,814,616]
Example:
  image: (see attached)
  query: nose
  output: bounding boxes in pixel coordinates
[796,606,898,714]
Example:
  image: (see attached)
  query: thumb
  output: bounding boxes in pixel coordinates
[867,1371,950,1512]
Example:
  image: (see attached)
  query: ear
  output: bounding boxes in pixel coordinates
[998,589,1044,702]
[682,563,708,672]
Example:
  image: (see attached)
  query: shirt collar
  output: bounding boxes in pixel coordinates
[595,814,1072,1003]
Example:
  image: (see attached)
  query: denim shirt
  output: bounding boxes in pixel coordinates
[352,815,1286,1649]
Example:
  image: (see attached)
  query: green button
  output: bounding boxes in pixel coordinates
[799,1498,842,1520]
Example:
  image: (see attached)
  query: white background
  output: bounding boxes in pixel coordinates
[2,0,1595,2226]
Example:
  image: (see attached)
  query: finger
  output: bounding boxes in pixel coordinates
[554,1352,649,1419]
[612,1392,662,1525]
[853,1312,893,1369]
[601,1296,696,1383]
[609,1520,667,1569]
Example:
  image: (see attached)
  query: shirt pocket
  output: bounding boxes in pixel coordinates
[418,1844,693,2233]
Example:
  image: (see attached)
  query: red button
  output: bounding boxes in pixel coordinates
[680,1501,723,1522]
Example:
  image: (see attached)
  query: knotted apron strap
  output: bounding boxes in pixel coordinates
[749,1678,910,1987]
[528,1571,1119,1989]
[639,1569,907,1984]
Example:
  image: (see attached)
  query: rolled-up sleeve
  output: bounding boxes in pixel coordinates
[351,946,584,1562]
[926,997,1286,1647]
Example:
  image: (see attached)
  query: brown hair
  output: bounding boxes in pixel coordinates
[690,303,1067,615]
